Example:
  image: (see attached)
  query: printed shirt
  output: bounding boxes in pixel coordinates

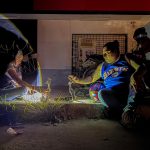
[101,57,133,89]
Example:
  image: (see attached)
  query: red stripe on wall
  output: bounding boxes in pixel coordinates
[34,0,150,11]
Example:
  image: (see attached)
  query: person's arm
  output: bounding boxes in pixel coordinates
[7,67,49,96]
[7,68,34,90]
[125,55,147,91]
[68,63,102,85]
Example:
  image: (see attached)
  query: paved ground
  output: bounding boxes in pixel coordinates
[0,119,150,150]
[0,86,150,150]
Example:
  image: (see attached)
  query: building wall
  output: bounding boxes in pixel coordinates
[37,20,148,86]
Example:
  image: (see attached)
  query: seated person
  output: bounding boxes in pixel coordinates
[121,27,150,128]
[0,50,47,101]
[69,40,140,119]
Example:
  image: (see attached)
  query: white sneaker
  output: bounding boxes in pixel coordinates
[6,127,24,135]
[6,127,17,135]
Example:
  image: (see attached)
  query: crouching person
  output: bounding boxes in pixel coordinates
[121,27,150,129]
[69,40,137,119]
[0,50,48,101]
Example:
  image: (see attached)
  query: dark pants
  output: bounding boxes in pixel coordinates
[0,87,27,125]
[0,105,17,125]
[98,88,129,116]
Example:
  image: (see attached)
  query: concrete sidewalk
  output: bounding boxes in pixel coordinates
[0,119,150,150]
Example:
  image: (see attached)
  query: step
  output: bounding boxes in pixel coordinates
[0,99,103,124]
[1,99,150,125]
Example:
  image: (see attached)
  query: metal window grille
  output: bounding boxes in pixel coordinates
[72,34,127,76]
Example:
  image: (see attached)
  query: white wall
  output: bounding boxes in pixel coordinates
[37,20,148,70]
[38,20,71,70]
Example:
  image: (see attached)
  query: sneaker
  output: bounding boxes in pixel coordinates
[120,110,137,129]
[6,127,18,135]
[6,127,24,135]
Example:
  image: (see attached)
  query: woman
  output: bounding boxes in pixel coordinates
[0,50,48,134]
[69,40,138,118]
[0,50,46,101]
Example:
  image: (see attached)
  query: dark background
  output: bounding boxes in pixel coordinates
[10,19,37,53]
[0,0,33,13]
[0,0,150,14]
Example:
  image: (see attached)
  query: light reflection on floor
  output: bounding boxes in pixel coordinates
[0,85,101,104]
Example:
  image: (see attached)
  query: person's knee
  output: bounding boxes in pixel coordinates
[89,90,99,101]
[98,90,109,107]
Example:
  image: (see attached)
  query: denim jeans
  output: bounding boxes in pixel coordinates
[0,87,27,101]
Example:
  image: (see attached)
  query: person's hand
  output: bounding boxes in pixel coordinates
[68,75,80,84]
[26,86,36,95]
[130,73,145,92]
[27,86,49,97]
[130,73,137,92]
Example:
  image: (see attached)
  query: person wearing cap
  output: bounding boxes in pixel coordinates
[130,27,150,64]
[121,27,150,128]
[132,27,150,87]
